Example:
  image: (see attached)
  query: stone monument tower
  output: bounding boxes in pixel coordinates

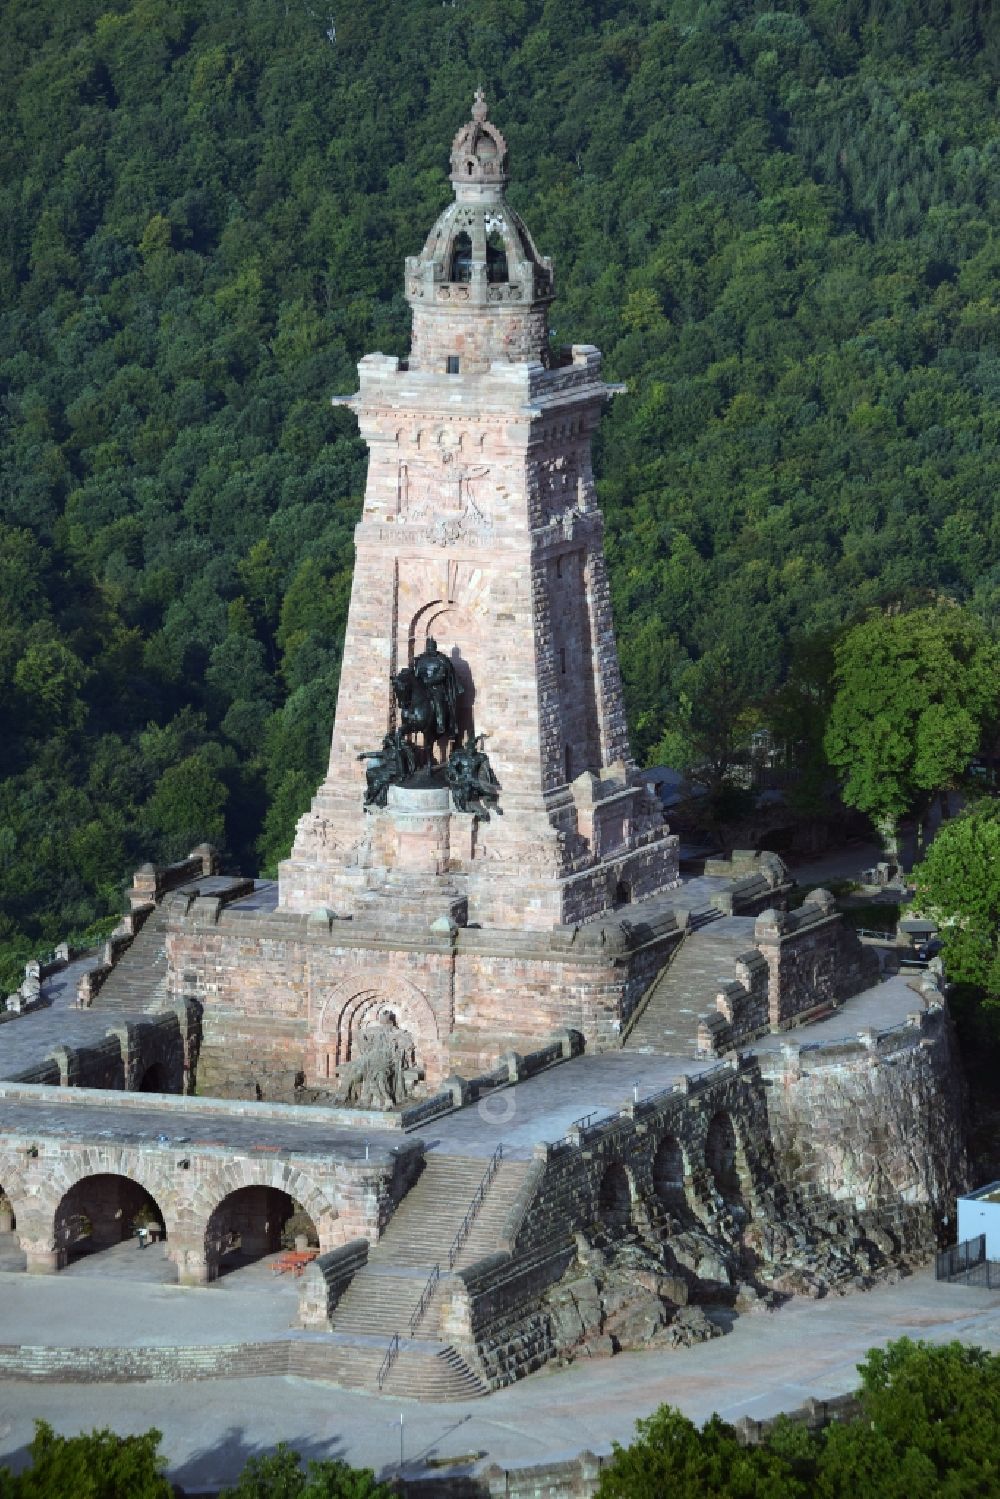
[280,92,679,932]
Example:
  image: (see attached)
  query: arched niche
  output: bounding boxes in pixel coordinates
[652,1134,688,1214]
[597,1161,634,1232]
[705,1111,746,1208]
[53,1172,168,1270]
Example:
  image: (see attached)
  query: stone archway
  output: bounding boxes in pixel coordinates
[597,1161,634,1233]
[206,1187,318,1278]
[307,973,441,1091]
[12,1148,182,1276]
[705,1111,746,1209]
[180,1160,341,1285]
[53,1173,169,1272]
[652,1134,688,1215]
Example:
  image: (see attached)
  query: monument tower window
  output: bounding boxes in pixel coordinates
[446,355,460,374]
[486,230,508,283]
[450,231,472,282]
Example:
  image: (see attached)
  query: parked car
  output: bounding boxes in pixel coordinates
[914,937,943,962]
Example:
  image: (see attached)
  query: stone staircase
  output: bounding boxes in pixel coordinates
[90,910,169,1013]
[623,915,756,1055]
[326,1152,531,1399]
[288,1337,487,1400]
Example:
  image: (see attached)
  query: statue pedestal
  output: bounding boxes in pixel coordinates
[355,785,468,930]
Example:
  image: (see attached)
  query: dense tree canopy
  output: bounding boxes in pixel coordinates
[912,802,1000,997]
[823,604,1000,853]
[219,1443,394,1499]
[0,1422,171,1499]
[0,1429,393,1499]
[2,0,999,973]
[597,1339,1000,1498]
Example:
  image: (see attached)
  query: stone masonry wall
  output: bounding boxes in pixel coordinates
[754,891,879,1030]
[441,1011,965,1386]
[759,1002,967,1211]
[167,901,681,1096]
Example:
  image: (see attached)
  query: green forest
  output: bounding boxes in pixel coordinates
[1,0,999,977]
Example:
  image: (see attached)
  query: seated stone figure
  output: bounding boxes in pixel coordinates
[336,1011,417,1110]
[445,732,502,819]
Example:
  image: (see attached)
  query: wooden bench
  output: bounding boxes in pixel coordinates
[271,1249,319,1277]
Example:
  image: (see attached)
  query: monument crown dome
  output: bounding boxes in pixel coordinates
[450,87,509,192]
[405,92,554,372]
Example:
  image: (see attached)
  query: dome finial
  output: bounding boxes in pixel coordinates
[450,91,508,193]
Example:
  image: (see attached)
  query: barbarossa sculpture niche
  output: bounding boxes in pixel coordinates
[359,641,502,818]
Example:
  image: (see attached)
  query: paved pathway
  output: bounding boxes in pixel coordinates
[0,1269,996,1487]
[0,952,141,1081]
[0,1089,401,1163]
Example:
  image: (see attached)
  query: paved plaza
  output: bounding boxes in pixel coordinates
[0,1266,996,1487]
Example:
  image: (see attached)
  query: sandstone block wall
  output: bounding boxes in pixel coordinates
[166,900,681,1096]
[758,1002,967,1212]
[754,891,879,1030]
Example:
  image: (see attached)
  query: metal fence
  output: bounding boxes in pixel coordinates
[935,1234,1000,1287]
[959,1258,1000,1290]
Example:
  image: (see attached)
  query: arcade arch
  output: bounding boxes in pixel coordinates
[53,1173,167,1268]
[705,1111,746,1208]
[205,1187,318,1279]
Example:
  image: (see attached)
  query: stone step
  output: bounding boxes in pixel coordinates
[293,1332,486,1400]
[90,912,169,1013]
[331,1155,528,1358]
[623,917,757,1055]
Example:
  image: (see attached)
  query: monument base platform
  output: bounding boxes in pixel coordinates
[161,858,791,1105]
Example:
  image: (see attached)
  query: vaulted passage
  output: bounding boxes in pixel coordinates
[597,1162,633,1232]
[705,1111,745,1208]
[652,1134,687,1213]
[54,1174,166,1268]
[206,1187,317,1280]
[137,1062,168,1092]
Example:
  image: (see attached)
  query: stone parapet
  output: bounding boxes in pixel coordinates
[4,1010,192,1093]
[752,889,880,1030]
[297,1240,369,1329]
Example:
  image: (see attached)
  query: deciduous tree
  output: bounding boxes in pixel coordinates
[824,606,1000,857]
